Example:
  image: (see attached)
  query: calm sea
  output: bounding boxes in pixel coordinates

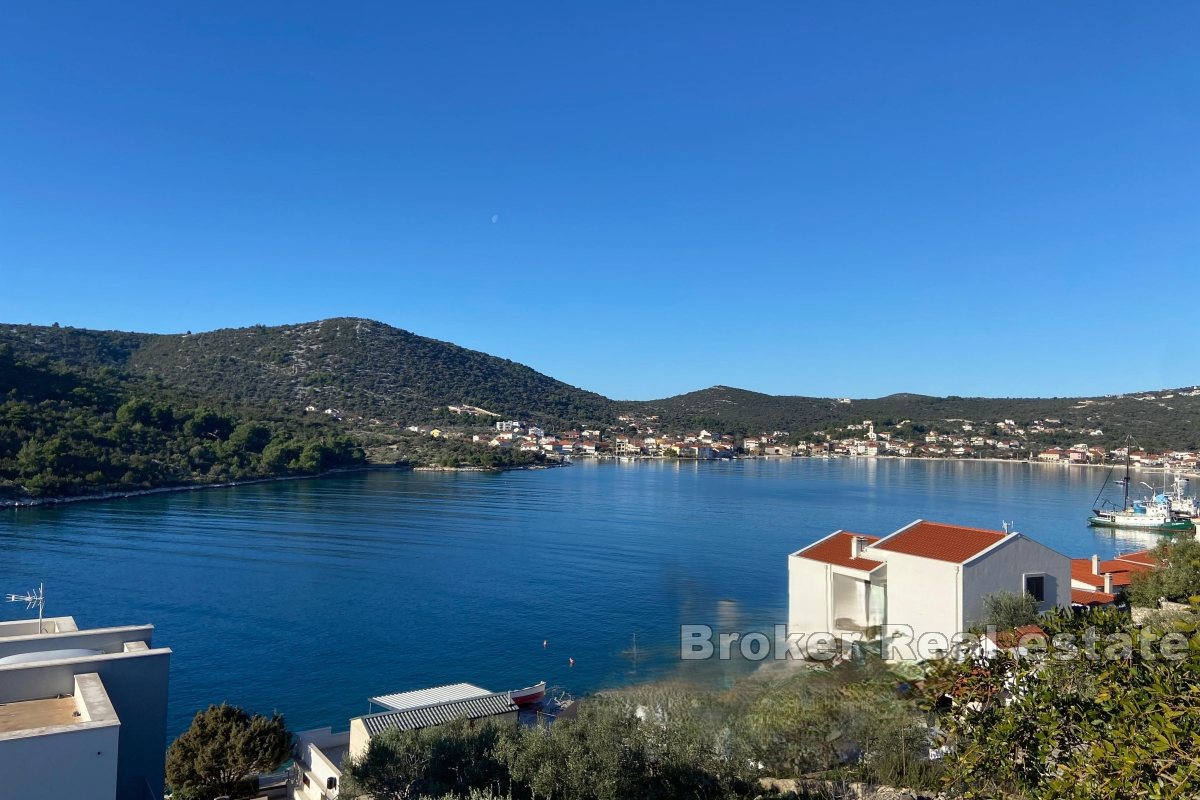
[0,459,1165,737]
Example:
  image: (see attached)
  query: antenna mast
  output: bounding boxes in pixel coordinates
[6,583,45,634]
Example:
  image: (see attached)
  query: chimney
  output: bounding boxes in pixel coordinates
[1104,573,1114,594]
[850,536,862,560]
[1091,554,1100,575]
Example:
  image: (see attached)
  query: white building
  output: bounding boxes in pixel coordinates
[0,615,172,800]
[788,520,1071,660]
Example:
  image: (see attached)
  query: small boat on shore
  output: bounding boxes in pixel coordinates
[509,681,547,706]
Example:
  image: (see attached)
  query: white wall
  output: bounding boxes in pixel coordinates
[830,573,869,631]
[866,547,962,647]
[0,724,120,800]
[0,648,170,800]
[962,535,1071,627]
[787,555,830,635]
[293,728,348,800]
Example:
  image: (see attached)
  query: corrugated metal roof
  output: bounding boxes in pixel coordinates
[359,691,518,737]
[370,682,492,712]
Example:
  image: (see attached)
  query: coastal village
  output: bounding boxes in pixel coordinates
[390,405,1200,473]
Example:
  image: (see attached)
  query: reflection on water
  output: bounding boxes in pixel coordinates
[0,459,1164,735]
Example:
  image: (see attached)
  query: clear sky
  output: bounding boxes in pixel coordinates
[2,3,1197,400]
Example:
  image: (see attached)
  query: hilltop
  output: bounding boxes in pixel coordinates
[2,319,1198,497]
[0,318,612,429]
[622,385,1200,452]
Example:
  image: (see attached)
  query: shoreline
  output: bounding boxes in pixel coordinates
[0,465,402,510]
[412,461,568,473]
[588,452,1199,478]
[1,460,570,510]
[2,454,1192,511]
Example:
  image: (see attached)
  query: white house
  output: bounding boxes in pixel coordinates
[788,520,1071,660]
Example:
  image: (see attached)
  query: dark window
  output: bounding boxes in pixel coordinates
[1025,575,1045,602]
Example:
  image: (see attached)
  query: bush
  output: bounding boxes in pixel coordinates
[981,591,1040,630]
[1128,538,1200,607]
[166,704,291,800]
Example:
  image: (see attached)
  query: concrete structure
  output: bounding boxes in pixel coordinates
[788,520,1071,660]
[291,682,519,800]
[292,727,349,800]
[0,616,171,800]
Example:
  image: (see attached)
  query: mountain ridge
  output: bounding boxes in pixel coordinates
[2,318,1197,450]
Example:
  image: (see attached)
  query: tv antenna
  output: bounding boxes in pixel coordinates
[6,583,45,634]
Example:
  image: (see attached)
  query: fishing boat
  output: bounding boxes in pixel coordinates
[1088,454,1196,534]
[1157,472,1199,521]
[509,681,547,706]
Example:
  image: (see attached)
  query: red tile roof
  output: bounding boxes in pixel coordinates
[1116,550,1157,567]
[797,531,884,571]
[870,520,1007,563]
[986,624,1048,649]
[1072,588,1117,606]
[1070,557,1151,589]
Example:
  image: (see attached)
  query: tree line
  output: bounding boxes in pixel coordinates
[0,344,364,499]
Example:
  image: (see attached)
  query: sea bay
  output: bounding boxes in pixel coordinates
[0,458,1163,737]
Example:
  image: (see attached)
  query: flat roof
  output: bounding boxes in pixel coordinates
[359,692,517,737]
[370,682,492,712]
[0,696,78,734]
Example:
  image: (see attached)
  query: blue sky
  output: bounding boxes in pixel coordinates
[2,3,1197,400]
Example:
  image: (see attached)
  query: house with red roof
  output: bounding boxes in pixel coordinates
[1068,550,1155,606]
[788,520,1071,659]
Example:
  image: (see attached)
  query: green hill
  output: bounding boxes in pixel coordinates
[1,319,613,428]
[0,341,363,501]
[2,318,1197,502]
[622,385,1200,451]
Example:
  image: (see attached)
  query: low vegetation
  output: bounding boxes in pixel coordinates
[341,660,944,800]
[331,599,1200,800]
[925,606,1200,798]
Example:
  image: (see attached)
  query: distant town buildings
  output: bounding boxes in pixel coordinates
[400,404,1200,470]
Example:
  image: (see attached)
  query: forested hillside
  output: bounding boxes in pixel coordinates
[0,343,363,501]
[0,319,613,429]
[2,320,1197,475]
[624,385,1200,451]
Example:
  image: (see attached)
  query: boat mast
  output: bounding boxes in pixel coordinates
[1123,447,1131,510]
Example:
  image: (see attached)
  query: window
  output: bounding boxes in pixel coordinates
[1024,574,1045,602]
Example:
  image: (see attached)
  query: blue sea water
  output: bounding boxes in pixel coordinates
[0,458,1163,737]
